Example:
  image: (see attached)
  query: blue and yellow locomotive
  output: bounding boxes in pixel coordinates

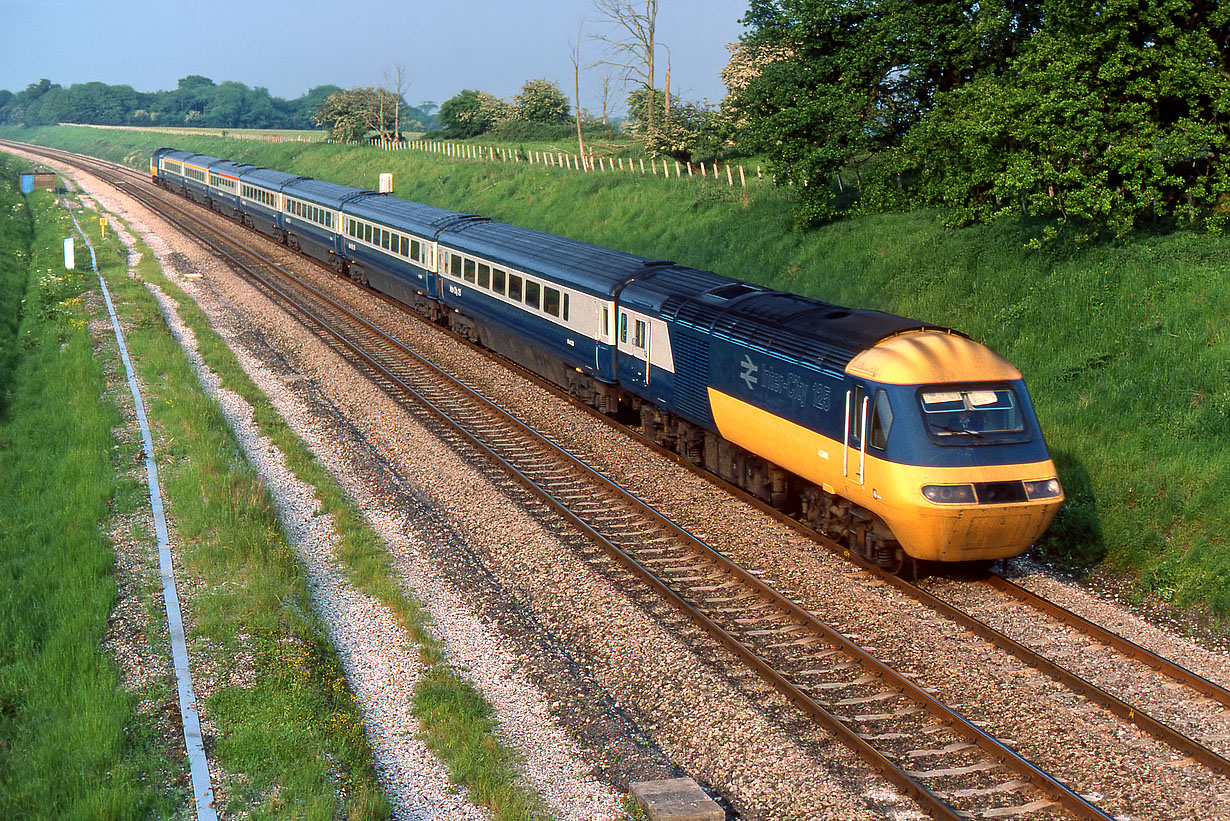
[152,148,1063,569]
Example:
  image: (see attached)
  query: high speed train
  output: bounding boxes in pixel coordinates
[152,147,1064,570]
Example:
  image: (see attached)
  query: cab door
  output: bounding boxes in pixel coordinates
[844,384,870,490]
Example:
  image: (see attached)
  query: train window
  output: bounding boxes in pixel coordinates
[449,253,462,277]
[462,258,475,282]
[602,308,610,338]
[562,294,570,321]
[525,280,540,310]
[633,319,647,349]
[620,313,628,343]
[543,286,560,317]
[919,387,1024,437]
[411,239,421,260]
[477,263,490,288]
[508,274,523,301]
[870,390,893,450]
[492,268,506,294]
[400,236,409,257]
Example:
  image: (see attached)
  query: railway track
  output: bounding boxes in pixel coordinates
[15,140,1229,819]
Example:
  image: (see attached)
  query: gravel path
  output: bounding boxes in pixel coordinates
[20,147,1230,820]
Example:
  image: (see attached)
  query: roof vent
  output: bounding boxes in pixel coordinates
[708,283,760,300]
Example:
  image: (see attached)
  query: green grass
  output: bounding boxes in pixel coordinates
[0,158,394,817]
[89,206,390,819]
[0,164,179,818]
[6,125,1226,620]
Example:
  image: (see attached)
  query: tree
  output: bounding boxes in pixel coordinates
[627,87,722,162]
[726,0,1057,225]
[516,78,571,123]
[570,22,588,165]
[313,87,405,141]
[592,0,660,132]
[438,89,513,137]
[382,64,411,141]
[899,0,1230,239]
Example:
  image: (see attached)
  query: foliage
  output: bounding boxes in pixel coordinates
[441,83,575,138]
[313,87,409,142]
[625,87,726,164]
[897,0,1230,241]
[438,89,517,138]
[726,0,1230,238]
[515,78,571,123]
[0,76,340,129]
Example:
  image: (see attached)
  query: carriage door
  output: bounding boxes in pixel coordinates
[844,385,869,488]
[619,310,651,384]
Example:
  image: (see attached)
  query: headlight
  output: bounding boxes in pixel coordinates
[921,484,976,504]
[1024,478,1063,500]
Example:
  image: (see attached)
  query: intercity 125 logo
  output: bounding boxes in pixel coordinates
[740,355,759,390]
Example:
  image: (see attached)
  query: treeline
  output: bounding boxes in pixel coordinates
[725,0,1230,239]
[0,76,437,132]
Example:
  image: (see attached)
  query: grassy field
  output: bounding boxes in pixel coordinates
[5,125,1226,625]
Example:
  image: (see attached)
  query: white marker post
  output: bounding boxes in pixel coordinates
[64,237,75,270]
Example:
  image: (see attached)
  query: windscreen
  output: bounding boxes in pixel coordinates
[919,387,1024,438]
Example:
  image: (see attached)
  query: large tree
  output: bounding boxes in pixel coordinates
[592,0,661,132]
[900,0,1230,239]
[727,0,1044,224]
[313,87,405,141]
[515,78,571,123]
[728,0,1230,236]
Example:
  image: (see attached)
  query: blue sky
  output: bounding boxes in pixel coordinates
[2,0,749,114]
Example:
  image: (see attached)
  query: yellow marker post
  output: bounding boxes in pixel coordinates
[100,216,107,238]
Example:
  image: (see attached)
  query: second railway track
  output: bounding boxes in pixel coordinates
[16,140,1230,820]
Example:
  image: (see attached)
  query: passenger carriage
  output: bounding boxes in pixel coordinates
[433,220,655,407]
[236,167,296,240]
[205,160,253,219]
[279,177,359,270]
[340,196,455,313]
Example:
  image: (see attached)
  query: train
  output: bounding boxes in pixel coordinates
[151,147,1064,571]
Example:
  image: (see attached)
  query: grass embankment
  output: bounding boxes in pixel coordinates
[7,125,1226,619]
[0,162,179,817]
[0,158,390,817]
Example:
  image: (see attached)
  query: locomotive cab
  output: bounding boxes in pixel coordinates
[843,331,1064,562]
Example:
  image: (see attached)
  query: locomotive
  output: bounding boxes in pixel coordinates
[152,148,1064,570]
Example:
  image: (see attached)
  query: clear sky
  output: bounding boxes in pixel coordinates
[1,0,750,115]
